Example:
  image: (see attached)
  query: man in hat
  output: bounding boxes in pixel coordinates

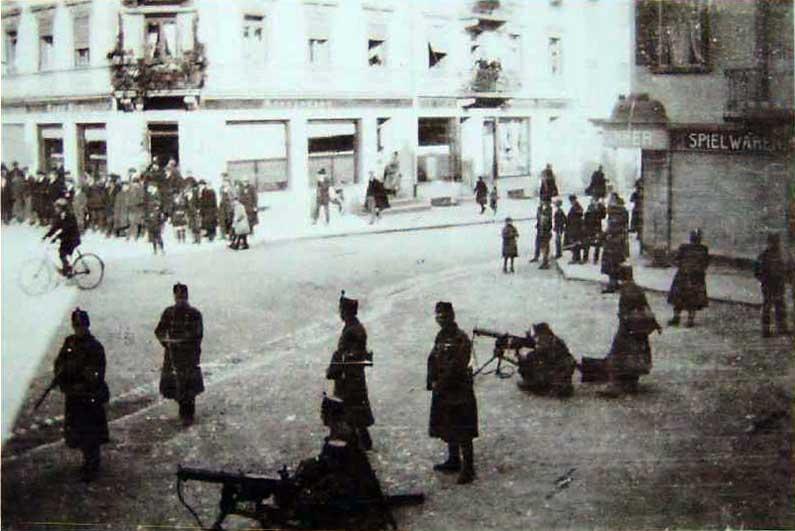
[565,194,584,264]
[427,301,478,484]
[754,233,790,337]
[313,169,331,225]
[538,163,558,203]
[53,308,110,482]
[585,165,607,201]
[602,266,662,397]
[155,283,204,426]
[517,323,576,398]
[552,199,566,259]
[42,197,81,276]
[582,196,606,264]
[667,229,710,328]
[198,180,218,241]
[326,292,375,450]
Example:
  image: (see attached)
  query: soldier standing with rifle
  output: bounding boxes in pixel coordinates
[48,308,110,482]
[326,291,375,450]
[156,283,204,426]
[427,301,478,485]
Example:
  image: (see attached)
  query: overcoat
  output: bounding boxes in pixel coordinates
[156,304,205,401]
[502,223,519,258]
[326,318,374,428]
[427,324,478,443]
[54,334,110,449]
[607,281,659,379]
[564,202,584,246]
[667,243,710,310]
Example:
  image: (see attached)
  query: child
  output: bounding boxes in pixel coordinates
[489,185,498,215]
[553,199,566,259]
[502,217,519,273]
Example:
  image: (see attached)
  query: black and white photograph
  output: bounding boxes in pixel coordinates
[1,0,793,529]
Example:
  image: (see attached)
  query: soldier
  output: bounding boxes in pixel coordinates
[754,233,790,337]
[127,174,146,240]
[218,176,234,240]
[517,323,576,398]
[564,194,584,264]
[538,163,558,203]
[239,177,259,234]
[53,308,110,482]
[326,292,374,450]
[156,283,204,426]
[667,229,710,327]
[188,181,202,244]
[427,301,478,485]
[145,183,165,255]
[41,198,81,276]
[501,216,518,273]
[537,201,553,270]
[601,195,629,293]
[489,184,498,215]
[602,266,662,397]
[198,180,218,241]
[585,165,607,201]
[474,177,488,214]
[552,199,566,259]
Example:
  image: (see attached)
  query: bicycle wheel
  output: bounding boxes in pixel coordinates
[18,257,56,296]
[71,253,105,290]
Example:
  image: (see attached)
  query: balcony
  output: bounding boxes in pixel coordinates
[464,60,520,106]
[724,67,794,123]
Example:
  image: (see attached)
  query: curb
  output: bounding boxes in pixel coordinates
[261,216,536,244]
[554,260,762,308]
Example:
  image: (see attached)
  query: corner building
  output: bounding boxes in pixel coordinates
[2,0,629,208]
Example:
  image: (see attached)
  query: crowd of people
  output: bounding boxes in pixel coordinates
[1,158,260,254]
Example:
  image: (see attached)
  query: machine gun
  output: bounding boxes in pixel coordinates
[176,463,424,530]
[472,328,535,378]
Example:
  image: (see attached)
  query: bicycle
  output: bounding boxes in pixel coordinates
[18,246,105,295]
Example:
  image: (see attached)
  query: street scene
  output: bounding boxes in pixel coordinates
[2,0,794,529]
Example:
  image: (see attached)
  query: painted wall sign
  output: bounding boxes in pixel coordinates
[671,128,791,154]
[602,127,669,149]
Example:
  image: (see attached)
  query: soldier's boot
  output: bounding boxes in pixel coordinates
[457,442,475,485]
[80,446,101,483]
[686,311,696,328]
[433,443,461,473]
[358,428,373,451]
[179,399,195,427]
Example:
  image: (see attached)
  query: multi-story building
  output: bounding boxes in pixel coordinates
[2,0,629,207]
[593,0,794,261]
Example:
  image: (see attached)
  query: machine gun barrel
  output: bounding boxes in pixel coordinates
[473,328,535,350]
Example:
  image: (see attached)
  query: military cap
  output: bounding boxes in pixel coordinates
[505,217,513,223]
[532,322,552,336]
[71,307,90,327]
[339,290,358,315]
[173,283,189,297]
[435,301,454,316]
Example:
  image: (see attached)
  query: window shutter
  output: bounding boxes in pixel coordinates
[177,12,194,53]
[73,12,90,49]
[122,13,144,56]
[36,9,55,37]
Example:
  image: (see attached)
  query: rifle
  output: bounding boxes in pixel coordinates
[33,372,62,411]
[472,328,535,378]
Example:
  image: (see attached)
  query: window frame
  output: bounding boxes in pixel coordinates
[635,0,711,74]
[73,12,91,68]
[548,36,561,76]
[144,13,179,60]
[242,13,266,64]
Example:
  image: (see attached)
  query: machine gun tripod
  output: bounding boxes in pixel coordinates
[471,328,535,378]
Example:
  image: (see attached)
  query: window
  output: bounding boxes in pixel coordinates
[305,4,332,66]
[505,33,522,72]
[636,0,709,73]
[366,17,388,67]
[428,37,447,69]
[368,39,385,67]
[308,38,330,64]
[243,14,265,63]
[145,14,178,60]
[3,26,17,74]
[548,37,561,76]
[37,10,55,71]
[73,12,90,68]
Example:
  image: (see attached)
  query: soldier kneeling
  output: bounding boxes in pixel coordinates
[517,323,576,398]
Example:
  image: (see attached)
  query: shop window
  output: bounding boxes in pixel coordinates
[549,36,561,76]
[145,14,178,60]
[636,0,709,73]
[38,125,64,174]
[243,14,266,63]
[78,125,108,179]
[73,12,90,68]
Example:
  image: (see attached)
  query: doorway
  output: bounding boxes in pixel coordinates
[148,123,179,166]
[482,119,497,181]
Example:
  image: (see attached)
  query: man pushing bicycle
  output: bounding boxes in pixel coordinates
[42,198,81,276]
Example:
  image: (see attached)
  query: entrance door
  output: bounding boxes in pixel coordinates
[148,123,179,166]
[482,119,496,181]
[38,125,63,173]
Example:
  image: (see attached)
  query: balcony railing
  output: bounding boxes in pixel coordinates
[724,67,793,122]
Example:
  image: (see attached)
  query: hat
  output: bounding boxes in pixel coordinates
[339,290,358,315]
[435,301,454,316]
[318,168,326,175]
[532,322,552,336]
[505,217,513,223]
[71,307,90,328]
[198,179,207,185]
[173,283,189,297]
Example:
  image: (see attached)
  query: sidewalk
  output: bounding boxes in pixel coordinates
[555,239,763,306]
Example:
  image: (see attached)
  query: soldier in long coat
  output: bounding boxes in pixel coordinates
[198,181,218,241]
[427,301,478,484]
[326,292,374,450]
[582,197,606,264]
[601,197,629,293]
[603,266,662,397]
[564,194,584,263]
[54,308,110,482]
[537,201,553,270]
[667,229,710,327]
[517,323,576,398]
[585,165,607,200]
[156,283,204,426]
[188,181,203,244]
[501,217,518,273]
[112,182,130,237]
[754,233,790,337]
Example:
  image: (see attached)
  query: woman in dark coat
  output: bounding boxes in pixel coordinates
[667,230,709,327]
[427,301,478,484]
[604,266,662,396]
[54,308,110,482]
[501,217,519,273]
[474,177,488,214]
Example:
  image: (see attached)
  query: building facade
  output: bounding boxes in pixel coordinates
[593,0,794,261]
[2,0,629,207]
